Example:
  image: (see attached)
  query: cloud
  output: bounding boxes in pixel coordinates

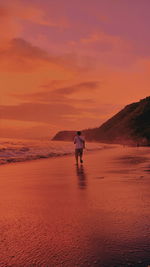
[80,31,131,52]
[1,0,149,139]
[3,38,49,59]
[20,7,69,29]
[55,81,99,95]
[0,38,79,73]
[0,99,121,133]
[12,81,99,106]
[0,0,69,29]
[0,119,57,139]
[0,0,70,52]
[0,7,21,40]
[0,38,50,72]
[68,30,135,69]
[69,31,131,53]
[0,102,81,124]
[0,101,106,134]
[39,80,68,89]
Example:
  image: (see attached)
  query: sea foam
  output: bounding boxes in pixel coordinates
[0,138,109,165]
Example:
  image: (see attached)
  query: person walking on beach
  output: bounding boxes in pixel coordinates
[74,131,85,165]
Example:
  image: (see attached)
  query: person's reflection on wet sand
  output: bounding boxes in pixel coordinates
[76,164,87,189]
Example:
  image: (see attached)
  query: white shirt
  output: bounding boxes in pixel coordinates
[74,135,85,149]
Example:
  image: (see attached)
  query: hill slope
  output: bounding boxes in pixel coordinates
[53,97,150,145]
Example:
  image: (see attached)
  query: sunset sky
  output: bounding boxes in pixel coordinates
[0,0,150,139]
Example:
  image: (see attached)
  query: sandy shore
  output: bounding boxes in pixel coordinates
[0,145,150,267]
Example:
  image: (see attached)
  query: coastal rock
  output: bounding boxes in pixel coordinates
[52,96,150,145]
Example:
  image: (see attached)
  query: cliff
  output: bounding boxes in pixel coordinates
[52,96,150,145]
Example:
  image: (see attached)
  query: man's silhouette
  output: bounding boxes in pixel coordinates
[74,131,85,165]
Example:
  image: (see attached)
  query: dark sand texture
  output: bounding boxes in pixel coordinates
[0,146,150,267]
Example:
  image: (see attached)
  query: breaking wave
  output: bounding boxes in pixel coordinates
[0,138,110,165]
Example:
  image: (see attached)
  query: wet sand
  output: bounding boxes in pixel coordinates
[0,146,150,267]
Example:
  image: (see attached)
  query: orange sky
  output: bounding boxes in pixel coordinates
[0,0,150,139]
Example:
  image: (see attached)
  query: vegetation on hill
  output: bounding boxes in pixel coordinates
[52,97,150,145]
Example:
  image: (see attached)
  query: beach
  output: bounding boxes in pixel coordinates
[0,145,150,267]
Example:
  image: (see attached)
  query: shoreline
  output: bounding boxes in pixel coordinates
[1,146,150,266]
[0,142,117,166]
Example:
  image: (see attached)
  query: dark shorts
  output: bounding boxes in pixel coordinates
[75,148,83,156]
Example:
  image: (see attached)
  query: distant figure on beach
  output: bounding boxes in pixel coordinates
[74,131,85,165]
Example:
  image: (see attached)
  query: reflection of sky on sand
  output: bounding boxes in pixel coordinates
[1,147,150,266]
[76,165,87,189]
[108,148,150,181]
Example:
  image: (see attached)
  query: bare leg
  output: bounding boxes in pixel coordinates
[75,151,79,165]
[80,151,83,163]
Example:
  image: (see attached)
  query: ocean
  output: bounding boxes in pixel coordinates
[0,137,110,165]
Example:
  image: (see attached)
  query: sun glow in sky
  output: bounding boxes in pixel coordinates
[0,0,150,138]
